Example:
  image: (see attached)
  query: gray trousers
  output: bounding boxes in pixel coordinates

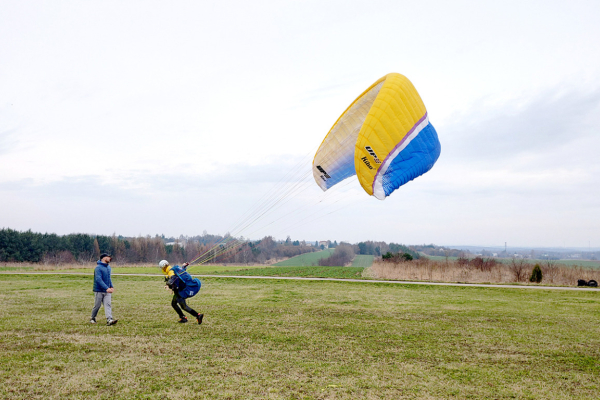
[91,292,112,321]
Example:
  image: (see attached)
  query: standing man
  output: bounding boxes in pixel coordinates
[90,253,118,326]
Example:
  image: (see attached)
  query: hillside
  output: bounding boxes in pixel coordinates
[273,249,335,266]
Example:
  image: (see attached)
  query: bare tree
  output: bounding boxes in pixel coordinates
[509,258,529,282]
[319,244,354,266]
[540,260,559,283]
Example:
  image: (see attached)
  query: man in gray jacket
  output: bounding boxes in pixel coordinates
[90,253,118,326]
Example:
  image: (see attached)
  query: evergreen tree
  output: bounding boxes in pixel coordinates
[529,264,543,283]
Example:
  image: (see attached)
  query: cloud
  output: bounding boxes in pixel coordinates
[441,88,600,164]
[0,128,18,155]
[0,175,143,201]
[421,88,600,199]
[0,103,22,155]
[0,153,315,199]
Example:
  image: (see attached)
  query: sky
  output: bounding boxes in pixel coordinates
[1,0,599,248]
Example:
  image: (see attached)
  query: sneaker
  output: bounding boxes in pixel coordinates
[178,317,188,323]
[107,319,118,326]
[89,318,96,324]
[197,314,204,325]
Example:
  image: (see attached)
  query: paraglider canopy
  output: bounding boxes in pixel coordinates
[312,73,441,200]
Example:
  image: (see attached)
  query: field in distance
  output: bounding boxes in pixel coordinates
[273,249,335,266]
[273,250,374,268]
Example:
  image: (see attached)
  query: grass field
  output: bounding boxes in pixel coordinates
[1,273,600,399]
[273,249,335,267]
[351,255,374,268]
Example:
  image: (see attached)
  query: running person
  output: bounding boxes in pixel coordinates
[159,260,203,324]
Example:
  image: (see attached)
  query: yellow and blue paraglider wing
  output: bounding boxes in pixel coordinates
[312,76,387,191]
[312,73,440,200]
[355,73,441,199]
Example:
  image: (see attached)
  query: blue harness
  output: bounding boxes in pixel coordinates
[171,265,202,299]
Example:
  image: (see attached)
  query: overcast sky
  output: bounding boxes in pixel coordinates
[1,0,599,248]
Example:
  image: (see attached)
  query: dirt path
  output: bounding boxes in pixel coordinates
[2,271,599,291]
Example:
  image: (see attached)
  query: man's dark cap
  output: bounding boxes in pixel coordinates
[100,253,112,260]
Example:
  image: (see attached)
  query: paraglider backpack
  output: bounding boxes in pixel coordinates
[171,265,202,299]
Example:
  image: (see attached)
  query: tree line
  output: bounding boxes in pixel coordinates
[355,241,419,259]
[0,228,318,265]
[0,228,420,265]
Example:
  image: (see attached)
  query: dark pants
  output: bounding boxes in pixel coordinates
[171,291,199,318]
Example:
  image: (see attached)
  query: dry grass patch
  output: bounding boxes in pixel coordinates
[367,258,600,286]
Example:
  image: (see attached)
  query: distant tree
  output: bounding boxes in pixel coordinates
[457,256,469,266]
[468,256,498,272]
[64,233,95,261]
[540,260,558,283]
[19,230,44,262]
[93,238,100,259]
[389,243,402,253]
[529,264,543,283]
[319,244,354,266]
[381,251,413,262]
[0,228,23,261]
[358,242,367,255]
[509,258,529,282]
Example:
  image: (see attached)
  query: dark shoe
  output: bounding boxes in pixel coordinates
[178,317,188,323]
[107,319,118,326]
[197,314,204,325]
[89,318,97,324]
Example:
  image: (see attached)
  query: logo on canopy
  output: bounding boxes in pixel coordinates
[316,165,331,181]
[365,146,382,164]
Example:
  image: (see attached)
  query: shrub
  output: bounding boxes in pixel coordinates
[457,257,469,266]
[529,264,543,283]
[469,257,498,272]
[381,252,413,263]
[318,244,354,266]
[540,260,558,283]
[509,258,529,282]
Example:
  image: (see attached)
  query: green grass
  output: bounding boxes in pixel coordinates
[273,249,335,266]
[351,255,374,268]
[1,273,600,399]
